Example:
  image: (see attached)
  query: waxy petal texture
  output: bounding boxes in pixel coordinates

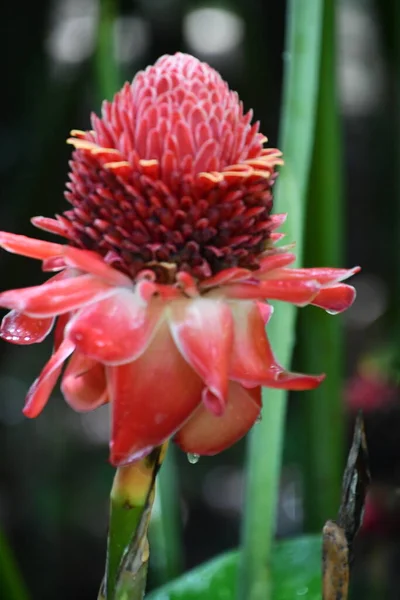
[0,310,54,344]
[311,284,357,314]
[23,339,75,418]
[0,232,63,260]
[66,290,164,365]
[108,323,204,466]
[175,383,261,454]
[0,275,115,317]
[230,302,324,390]
[169,298,234,415]
[62,352,108,411]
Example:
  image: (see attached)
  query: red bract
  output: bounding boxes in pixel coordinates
[0,53,359,466]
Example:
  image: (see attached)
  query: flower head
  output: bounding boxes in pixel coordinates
[0,53,358,465]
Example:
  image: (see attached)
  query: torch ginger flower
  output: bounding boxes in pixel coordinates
[0,53,358,465]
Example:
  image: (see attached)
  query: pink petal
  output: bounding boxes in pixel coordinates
[63,247,132,286]
[0,310,54,344]
[229,301,324,390]
[256,252,296,275]
[266,265,360,285]
[31,216,68,237]
[23,339,75,418]
[168,298,234,416]
[0,232,63,260]
[311,283,357,314]
[108,323,204,466]
[61,352,108,411]
[199,267,253,290]
[66,290,164,365]
[0,274,115,317]
[54,313,71,350]
[224,279,321,305]
[269,213,287,230]
[174,383,261,454]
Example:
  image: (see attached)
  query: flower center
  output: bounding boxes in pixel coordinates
[60,53,282,282]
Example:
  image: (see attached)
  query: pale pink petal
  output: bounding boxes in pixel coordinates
[61,352,108,411]
[108,322,203,466]
[0,274,115,317]
[269,213,287,230]
[175,383,261,454]
[168,298,234,416]
[66,290,164,365]
[311,284,357,314]
[23,339,75,418]
[230,301,324,390]
[63,246,132,286]
[0,310,54,344]
[0,232,63,260]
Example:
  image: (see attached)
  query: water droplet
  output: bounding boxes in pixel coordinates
[187,453,200,464]
[297,587,308,596]
[256,412,262,423]
[326,309,339,315]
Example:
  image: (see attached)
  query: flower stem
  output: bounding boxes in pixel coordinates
[100,445,167,600]
[238,2,325,598]
[95,0,120,102]
[300,0,344,531]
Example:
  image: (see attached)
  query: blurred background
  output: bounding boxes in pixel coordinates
[1,0,400,598]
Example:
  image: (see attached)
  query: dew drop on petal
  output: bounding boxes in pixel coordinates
[256,412,262,423]
[187,452,200,464]
[326,309,339,316]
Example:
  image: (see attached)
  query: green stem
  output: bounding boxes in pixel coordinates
[238,2,325,599]
[95,0,120,102]
[301,0,344,531]
[102,446,166,600]
[150,446,184,584]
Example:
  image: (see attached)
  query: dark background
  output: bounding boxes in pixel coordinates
[1,0,400,598]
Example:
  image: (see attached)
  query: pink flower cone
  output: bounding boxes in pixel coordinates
[0,53,359,466]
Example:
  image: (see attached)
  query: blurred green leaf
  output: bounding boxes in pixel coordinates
[148,536,321,600]
[0,528,30,600]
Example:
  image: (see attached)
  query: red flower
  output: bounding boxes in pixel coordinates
[0,54,358,465]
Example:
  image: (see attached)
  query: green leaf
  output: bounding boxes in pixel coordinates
[147,536,321,600]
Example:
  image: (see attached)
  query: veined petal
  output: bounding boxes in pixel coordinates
[0,310,54,344]
[108,322,203,466]
[63,246,132,287]
[230,301,324,390]
[168,298,234,416]
[175,383,261,454]
[223,279,320,305]
[311,283,357,314]
[0,232,63,260]
[61,352,108,411]
[0,274,115,317]
[23,339,75,418]
[65,289,164,365]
